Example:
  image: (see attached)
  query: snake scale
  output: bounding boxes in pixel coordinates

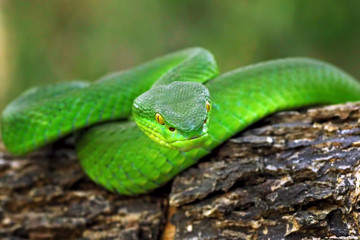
[2,48,360,195]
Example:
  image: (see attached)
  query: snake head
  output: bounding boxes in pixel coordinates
[132,81,211,151]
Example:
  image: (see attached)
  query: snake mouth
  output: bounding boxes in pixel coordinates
[169,133,208,151]
[170,133,207,143]
[136,118,209,151]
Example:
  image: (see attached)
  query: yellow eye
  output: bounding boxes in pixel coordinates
[156,113,165,125]
[206,101,211,112]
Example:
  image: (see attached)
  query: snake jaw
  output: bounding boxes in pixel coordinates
[134,114,209,151]
[169,133,208,151]
[137,122,209,151]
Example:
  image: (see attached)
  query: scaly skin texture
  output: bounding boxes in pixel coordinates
[1,48,217,155]
[133,81,211,151]
[2,48,360,195]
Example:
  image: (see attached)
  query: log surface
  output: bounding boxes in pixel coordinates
[1,102,360,240]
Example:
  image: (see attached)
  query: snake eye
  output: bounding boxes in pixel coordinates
[169,127,175,132]
[156,113,165,125]
[206,101,211,113]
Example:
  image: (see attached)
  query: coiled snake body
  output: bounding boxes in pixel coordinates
[2,48,360,195]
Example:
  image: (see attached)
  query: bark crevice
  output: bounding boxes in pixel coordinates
[1,102,360,240]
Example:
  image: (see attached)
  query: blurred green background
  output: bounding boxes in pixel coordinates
[1,0,360,111]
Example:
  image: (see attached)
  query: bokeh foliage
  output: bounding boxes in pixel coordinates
[1,0,360,110]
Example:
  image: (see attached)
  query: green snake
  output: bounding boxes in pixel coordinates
[2,48,360,195]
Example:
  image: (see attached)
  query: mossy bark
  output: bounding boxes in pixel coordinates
[1,102,360,240]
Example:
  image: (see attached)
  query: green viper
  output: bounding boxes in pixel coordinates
[2,48,360,195]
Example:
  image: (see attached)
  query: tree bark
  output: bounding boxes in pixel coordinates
[1,102,360,240]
